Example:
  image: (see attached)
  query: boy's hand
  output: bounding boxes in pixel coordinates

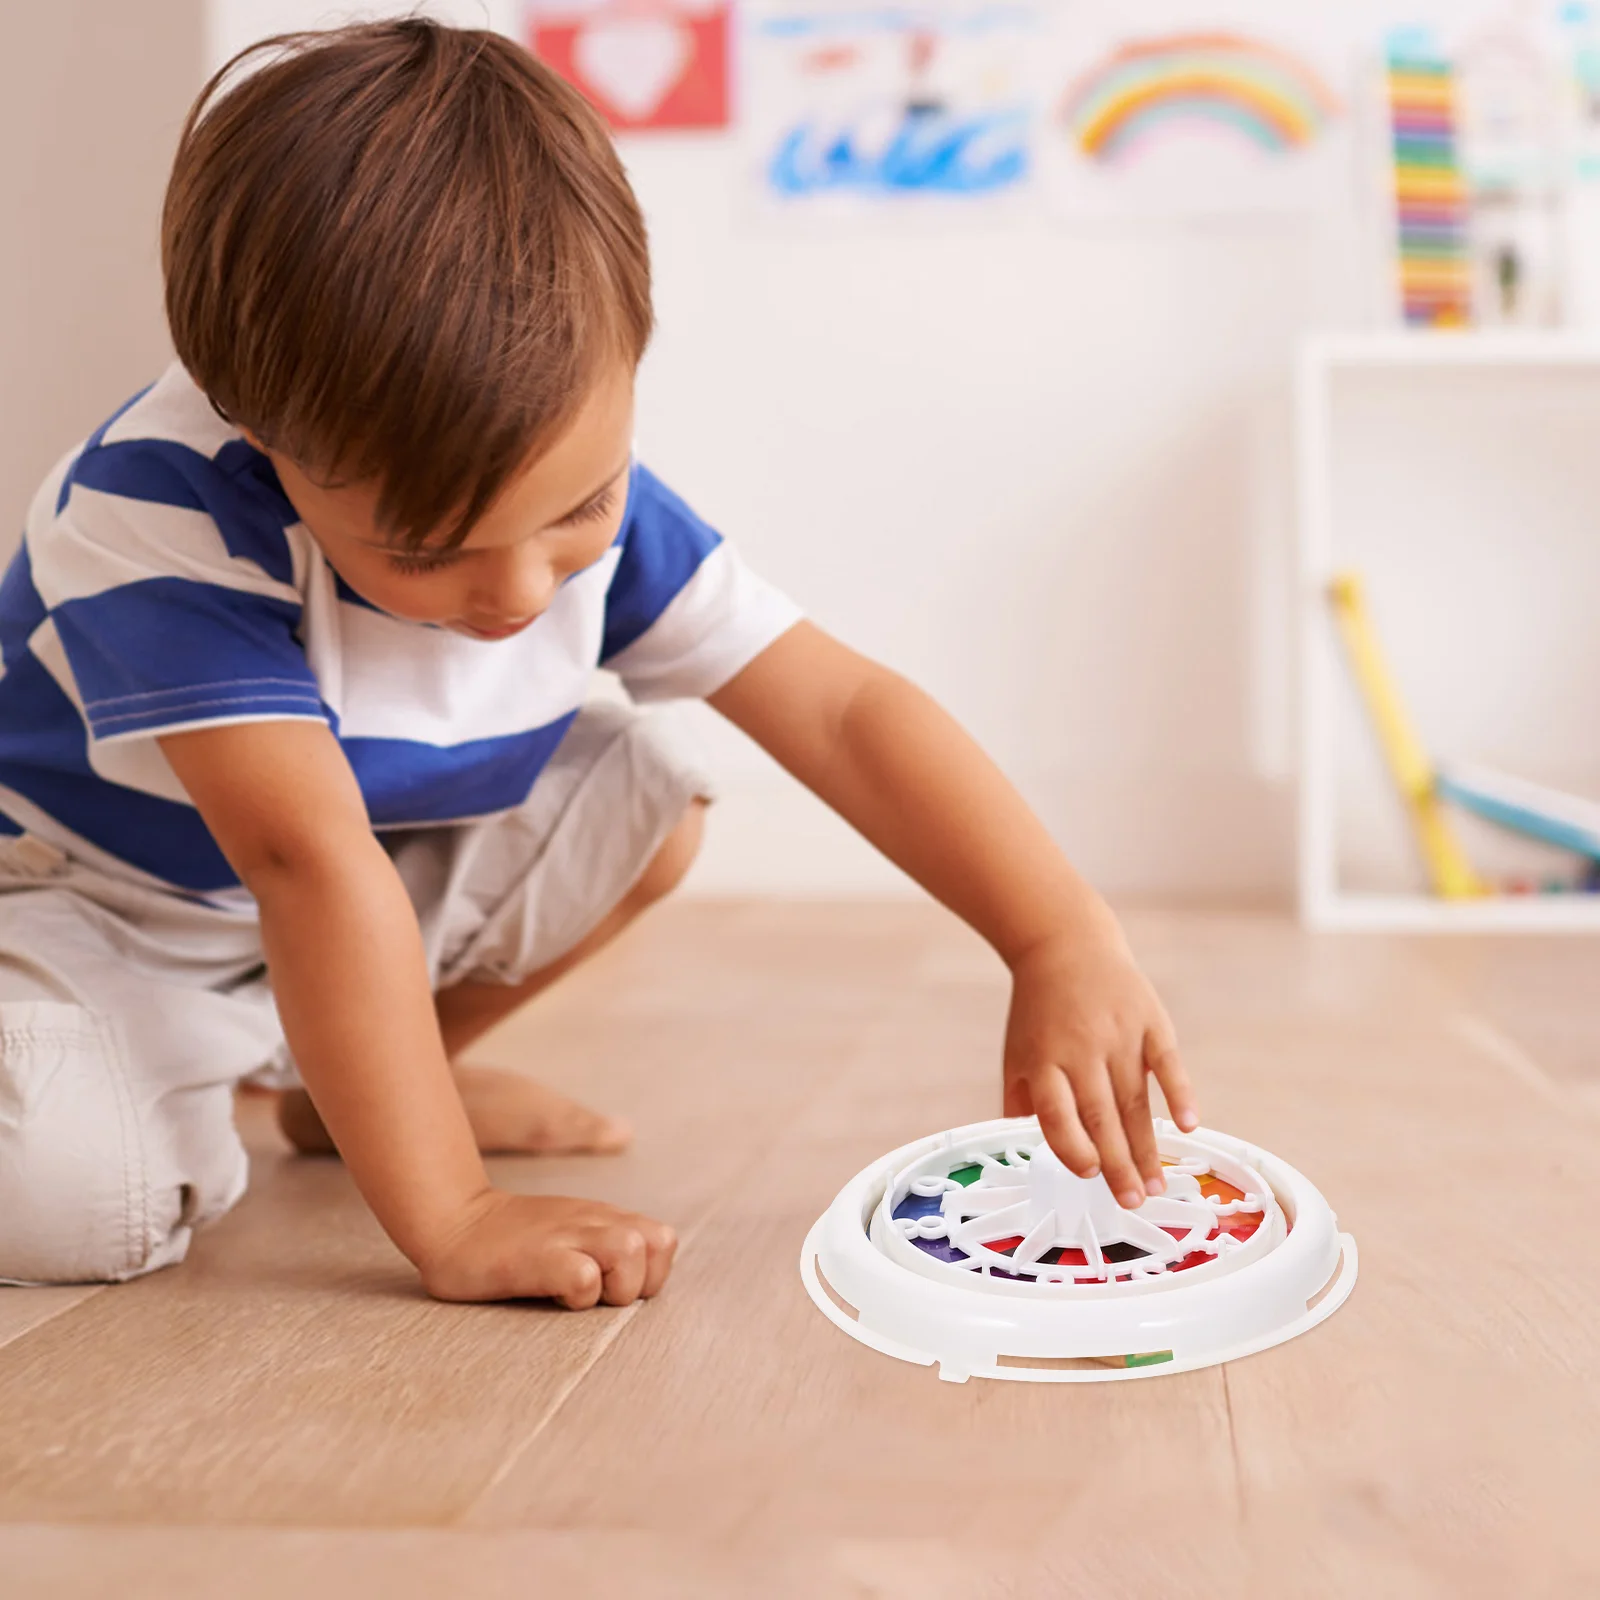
[419,1192,678,1308]
[1001,935,1197,1211]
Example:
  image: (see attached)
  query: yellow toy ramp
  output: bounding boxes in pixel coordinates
[1326,572,1485,901]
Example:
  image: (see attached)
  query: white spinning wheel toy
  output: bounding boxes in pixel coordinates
[802,1116,1356,1382]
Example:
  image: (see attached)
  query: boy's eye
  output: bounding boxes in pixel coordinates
[561,485,619,527]
[387,550,459,576]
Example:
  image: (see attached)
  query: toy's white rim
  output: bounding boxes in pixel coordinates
[802,1223,1358,1383]
[800,1117,1358,1383]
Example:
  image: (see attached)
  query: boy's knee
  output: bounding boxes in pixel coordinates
[0,1002,229,1285]
[626,798,706,911]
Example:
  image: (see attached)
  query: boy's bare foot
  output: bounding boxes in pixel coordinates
[276,1065,632,1157]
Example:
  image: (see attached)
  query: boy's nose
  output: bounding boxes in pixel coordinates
[477,550,556,620]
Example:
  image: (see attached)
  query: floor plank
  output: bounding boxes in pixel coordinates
[0,1523,1118,1600]
[1153,928,1600,1598]
[0,902,1594,1600]
[1416,937,1600,1091]
[0,1287,102,1354]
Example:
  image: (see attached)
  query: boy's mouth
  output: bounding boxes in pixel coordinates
[455,616,536,641]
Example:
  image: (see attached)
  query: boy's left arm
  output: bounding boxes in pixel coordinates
[707,621,1197,1210]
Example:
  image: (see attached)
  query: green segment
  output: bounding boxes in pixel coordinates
[1124,1351,1175,1368]
[948,1163,983,1187]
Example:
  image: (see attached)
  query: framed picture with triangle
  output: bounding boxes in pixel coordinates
[524,1,732,132]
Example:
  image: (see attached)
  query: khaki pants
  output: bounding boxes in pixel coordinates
[0,703,710,1285]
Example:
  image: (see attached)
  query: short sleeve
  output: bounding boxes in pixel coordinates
[35,434,327,745]
[600,465,802,702]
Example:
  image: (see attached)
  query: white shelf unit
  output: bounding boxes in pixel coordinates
[1297,333,1600,933]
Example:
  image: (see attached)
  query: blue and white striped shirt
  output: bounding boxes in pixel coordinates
[0,365,799,898]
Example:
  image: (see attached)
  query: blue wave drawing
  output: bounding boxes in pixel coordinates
[768,104,1031,197]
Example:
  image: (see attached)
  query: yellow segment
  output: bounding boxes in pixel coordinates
[1398,263,1472,290]
[1393,170,1467,203]
[1327,574,1485,900]
[1386,76,1456,109]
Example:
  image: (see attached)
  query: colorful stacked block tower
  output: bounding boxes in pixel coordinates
[1387,46,1472,327]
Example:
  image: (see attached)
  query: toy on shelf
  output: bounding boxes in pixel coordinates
[1435,759,1600,858]
[1326,572,1600,901]
[1436,760,1600,888]
[1326,573,1486,900]
[802,1116,1356,1384]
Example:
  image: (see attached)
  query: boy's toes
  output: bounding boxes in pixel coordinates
[528,1096,632,1155]
[454,1065,632,1156]
[570,1110,633,1155]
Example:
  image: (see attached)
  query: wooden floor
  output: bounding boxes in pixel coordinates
[1,902,1597,1598]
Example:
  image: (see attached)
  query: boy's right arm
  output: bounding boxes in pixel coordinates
[158,719,676,1307]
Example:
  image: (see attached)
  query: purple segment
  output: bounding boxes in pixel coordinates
[892,1190,972,1265]
[913,1238,972,1266]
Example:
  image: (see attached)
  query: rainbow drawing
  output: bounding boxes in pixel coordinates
[1386,47,1472,328]
[1061,32,1339,163]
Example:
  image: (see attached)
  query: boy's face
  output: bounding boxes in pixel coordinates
[263,366,635,640]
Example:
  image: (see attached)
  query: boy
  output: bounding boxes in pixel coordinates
[0,20,1194,1306]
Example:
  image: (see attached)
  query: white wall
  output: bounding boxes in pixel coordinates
[627,136,1369,899]
[185,3,1405,901]
[0,2,204,565]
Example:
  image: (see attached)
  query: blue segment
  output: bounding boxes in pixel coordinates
[55,384,155,514]
[600,465,722,663]
[0,652,238,891]
[65,438,298,586]
[891,1188,972,1266]
[68,439,210,513]
[891,1192,944,1222]
[0,544,48,670]
[346,712,577,827]
[52,578,322,739]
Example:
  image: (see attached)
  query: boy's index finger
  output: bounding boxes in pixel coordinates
[1145,1029,1199,1132]
[1110,1052,1163,1190]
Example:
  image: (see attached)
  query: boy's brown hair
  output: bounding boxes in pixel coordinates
[162,19,652,548]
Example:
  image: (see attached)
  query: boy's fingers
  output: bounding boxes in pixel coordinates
[1031,1071,1099,1178]
[1145,1025,1197,1132]
[1070,1065,1145,1208]
[640,1219,680,1299]
[544,1248,604,1311]
[1111,1050,1163,1191]
[587,1225,650,1307]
